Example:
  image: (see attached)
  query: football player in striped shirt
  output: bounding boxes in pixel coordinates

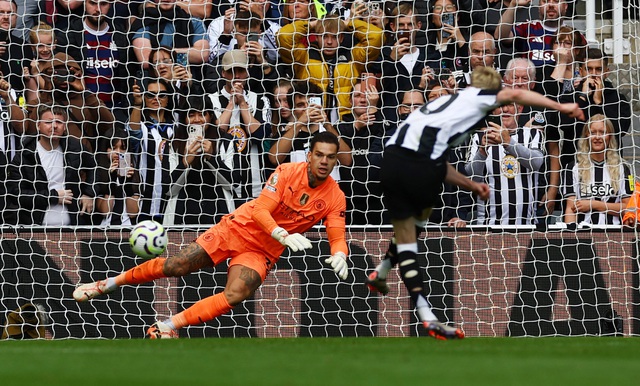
[366,67,584,339]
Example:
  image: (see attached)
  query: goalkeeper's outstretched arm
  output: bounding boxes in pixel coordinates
[250,193,313,252]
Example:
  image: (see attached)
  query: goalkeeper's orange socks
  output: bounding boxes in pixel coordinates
[169,292,234,329]
[114,257,168,287]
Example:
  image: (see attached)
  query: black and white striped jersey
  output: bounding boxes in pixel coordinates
[563,160,633,225]
[209,88,271,201]
[385,87,501,161]
[135,121,174,220]
[466,127,545,225]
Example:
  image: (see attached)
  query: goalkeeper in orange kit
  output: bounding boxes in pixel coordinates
[73,132,349,338]
[622,180,640,227]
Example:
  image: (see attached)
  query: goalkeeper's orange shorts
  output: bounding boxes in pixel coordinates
[195,224,277,282]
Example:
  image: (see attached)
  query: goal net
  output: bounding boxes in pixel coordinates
[0,0,638,338]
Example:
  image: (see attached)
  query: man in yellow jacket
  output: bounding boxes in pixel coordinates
[277,14,384,121]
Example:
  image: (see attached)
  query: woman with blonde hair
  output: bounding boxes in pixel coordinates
[563,114,632,225]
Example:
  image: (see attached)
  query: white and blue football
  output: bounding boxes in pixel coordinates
[129,220,168,259]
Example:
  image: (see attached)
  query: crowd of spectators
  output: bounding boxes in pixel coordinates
[0,0,633,228]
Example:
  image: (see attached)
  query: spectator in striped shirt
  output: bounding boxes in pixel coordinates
[56,0,130,112]
[466,103,545,225]
[562,114,632,226]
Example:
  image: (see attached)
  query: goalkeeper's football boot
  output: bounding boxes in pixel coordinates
[146,321,178,339]
[423,321,465,340]
[365,271,390,295]
[73,280,113,302]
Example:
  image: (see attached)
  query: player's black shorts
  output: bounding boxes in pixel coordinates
[381,146,447,220]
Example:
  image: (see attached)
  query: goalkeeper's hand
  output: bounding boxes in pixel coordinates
[325,252,348,280]
[271,227,312,252]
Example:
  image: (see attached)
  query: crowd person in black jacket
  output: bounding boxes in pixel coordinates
[5,104,96,226]
[163,94,240,225]
[551,48,632,169]
[337,78,386,225]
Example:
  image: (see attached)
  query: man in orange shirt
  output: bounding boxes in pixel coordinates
[73,132,349,338]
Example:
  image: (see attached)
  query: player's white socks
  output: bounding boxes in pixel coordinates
[163,319,177,330]
[416,295,437,322]
[104,277,118,292]
[376,259,393,279]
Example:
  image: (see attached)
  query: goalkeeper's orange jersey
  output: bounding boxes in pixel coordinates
[217,162,347,258]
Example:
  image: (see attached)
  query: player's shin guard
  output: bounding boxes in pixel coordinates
[178,292,234,328]
[398,251,426,304]
[117,257,167,286]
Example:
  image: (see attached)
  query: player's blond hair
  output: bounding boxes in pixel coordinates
[470,67,502,90]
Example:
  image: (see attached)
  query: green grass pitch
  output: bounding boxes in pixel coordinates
[2,337,639,385]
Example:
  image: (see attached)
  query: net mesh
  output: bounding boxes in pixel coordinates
[0,0,639,338]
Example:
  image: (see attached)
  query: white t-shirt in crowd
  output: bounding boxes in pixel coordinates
[37,142,71,226]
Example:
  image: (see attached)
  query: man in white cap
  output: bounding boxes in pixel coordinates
[209,49,271,206]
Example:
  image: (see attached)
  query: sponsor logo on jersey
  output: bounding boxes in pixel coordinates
[352,148,369,156]
[530,50,556,63]
[581,183,615,198]
[86,57,119,69]
[501,155,520,179]
[278,201,316,222]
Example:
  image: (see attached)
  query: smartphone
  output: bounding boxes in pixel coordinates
[186,124,204,148]
[117,153,131,178]
[368,1,380,15]
[308,96,322,106]
[362,72,377,91]
[247,33,260,43]
[176,53,188,67]
[396,30,411,42]
[441,12,455,38]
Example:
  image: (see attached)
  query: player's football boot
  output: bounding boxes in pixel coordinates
[73,280,113,302]
[423,321,465,340]
[365,271,390,295]
[146,321,179,339]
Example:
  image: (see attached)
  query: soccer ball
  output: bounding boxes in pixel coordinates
[129,220,168,259]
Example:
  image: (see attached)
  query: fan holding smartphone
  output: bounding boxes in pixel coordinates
[440,12,455,39]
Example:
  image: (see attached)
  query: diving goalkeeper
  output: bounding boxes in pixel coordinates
[74,132,349,338]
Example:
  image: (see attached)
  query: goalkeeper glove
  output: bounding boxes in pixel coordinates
[325,252,348,280]
[271,227,312,252]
